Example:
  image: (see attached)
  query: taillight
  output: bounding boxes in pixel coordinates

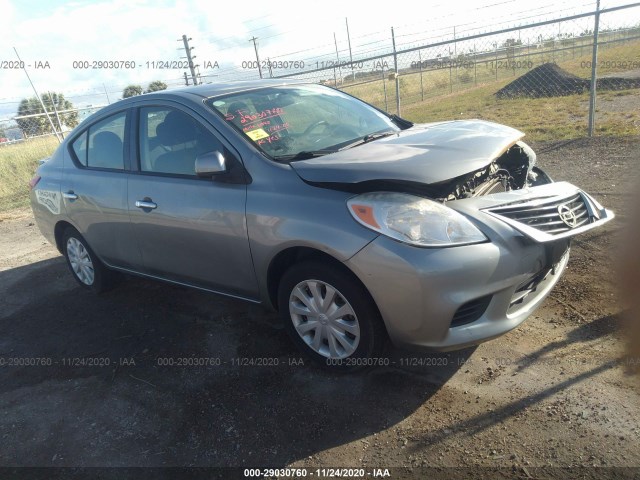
[29,175,41,190]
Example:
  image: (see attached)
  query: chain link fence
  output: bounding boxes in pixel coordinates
[1,3,638,148]
[271,3,640,141]
[0,105,106,145]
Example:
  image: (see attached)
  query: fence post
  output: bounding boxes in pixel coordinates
[334,32,342,85]
[382,68,388,112]
[47,92,65,139]
[391,27,400,115]
[418,49,424,101]
[588,0,601,137]
[449,61,453,93]
[453,26,459,86]
[474,43,477,86]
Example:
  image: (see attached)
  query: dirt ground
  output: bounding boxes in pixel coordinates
[0,137,639,479]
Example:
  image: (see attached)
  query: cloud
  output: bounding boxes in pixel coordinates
[0,0,619,111]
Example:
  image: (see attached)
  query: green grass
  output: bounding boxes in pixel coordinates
[338,36,640,142]
[0,136,59,212]
[400,83,640,142]
[340,35,640,113]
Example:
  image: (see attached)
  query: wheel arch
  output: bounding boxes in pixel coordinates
[53,220,77,254]
[266,246,381,316]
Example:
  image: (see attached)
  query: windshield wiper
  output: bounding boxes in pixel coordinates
[273,150,336,161]
[338,131,396,151]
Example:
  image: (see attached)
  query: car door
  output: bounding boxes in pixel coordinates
[127,103,258,299]
[62,109,143,269]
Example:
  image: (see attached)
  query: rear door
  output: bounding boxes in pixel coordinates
[127,102,258,299]
[62,109,142,269]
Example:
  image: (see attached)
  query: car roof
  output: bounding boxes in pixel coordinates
[168,78,308,98]
[114,78,309,107]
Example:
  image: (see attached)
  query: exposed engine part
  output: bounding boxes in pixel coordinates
[303,141,552,202]
[441,163,515,201]
[441,141,543,201]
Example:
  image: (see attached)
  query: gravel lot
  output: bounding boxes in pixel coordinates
[0,136,639,479]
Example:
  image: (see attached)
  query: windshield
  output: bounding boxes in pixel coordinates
[206,84,401,161]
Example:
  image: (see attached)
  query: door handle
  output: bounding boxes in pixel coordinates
[63,191,78,200]
[135,200,157,210]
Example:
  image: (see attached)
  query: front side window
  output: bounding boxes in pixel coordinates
[206,84,400,161]
[139,107,222,176]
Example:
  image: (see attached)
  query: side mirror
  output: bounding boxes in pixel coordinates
[195,151,227,177]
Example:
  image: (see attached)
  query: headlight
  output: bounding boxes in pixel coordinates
[347,192,487,247]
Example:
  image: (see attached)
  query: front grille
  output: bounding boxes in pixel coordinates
[487,192,591,235]
[451,295,492,328]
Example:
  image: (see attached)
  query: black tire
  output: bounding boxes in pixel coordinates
[62,227,116,293]
[278,261,388,371]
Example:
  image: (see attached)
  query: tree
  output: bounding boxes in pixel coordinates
[145,81,167,93]
[122,85,143,98]
[16,93,78,137]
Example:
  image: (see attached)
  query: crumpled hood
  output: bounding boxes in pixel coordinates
[290,119,525,185]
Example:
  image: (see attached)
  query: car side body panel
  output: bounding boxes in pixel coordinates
[242,153,379,307]
[30,147,65,248]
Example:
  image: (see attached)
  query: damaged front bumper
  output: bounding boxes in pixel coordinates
[344,182,613,351]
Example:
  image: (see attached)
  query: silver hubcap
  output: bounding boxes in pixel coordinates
[289,279,360,359]
[67,237,94,285]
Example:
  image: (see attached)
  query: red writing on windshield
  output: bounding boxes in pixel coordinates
[243,120,271,131]
[225,107,285,126]
[269,122,290,133]
[257,134,282,145]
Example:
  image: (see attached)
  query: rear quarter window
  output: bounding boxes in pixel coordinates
[71,131,88,166]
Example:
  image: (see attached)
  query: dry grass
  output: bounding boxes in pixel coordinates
[401,84,640,142]
[0,137,59,212]
[341,37,640,142]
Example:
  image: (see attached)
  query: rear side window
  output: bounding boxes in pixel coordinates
[71,111,127,170]
[87,112,126,170]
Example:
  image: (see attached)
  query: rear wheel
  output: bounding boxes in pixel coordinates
[62,227,115,293]
[278,261,387,371]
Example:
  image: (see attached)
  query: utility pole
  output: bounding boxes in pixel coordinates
[102,83,111,104]
[180,35,198,85]
[453,26,457,57]
[250,36,263,79]
[345,18,355,81]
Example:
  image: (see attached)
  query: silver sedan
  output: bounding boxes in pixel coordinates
[30,80,613,370]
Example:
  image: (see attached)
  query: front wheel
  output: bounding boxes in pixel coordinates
[278,261,387,371]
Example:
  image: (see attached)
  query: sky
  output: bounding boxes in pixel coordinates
[0,0,637,117]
